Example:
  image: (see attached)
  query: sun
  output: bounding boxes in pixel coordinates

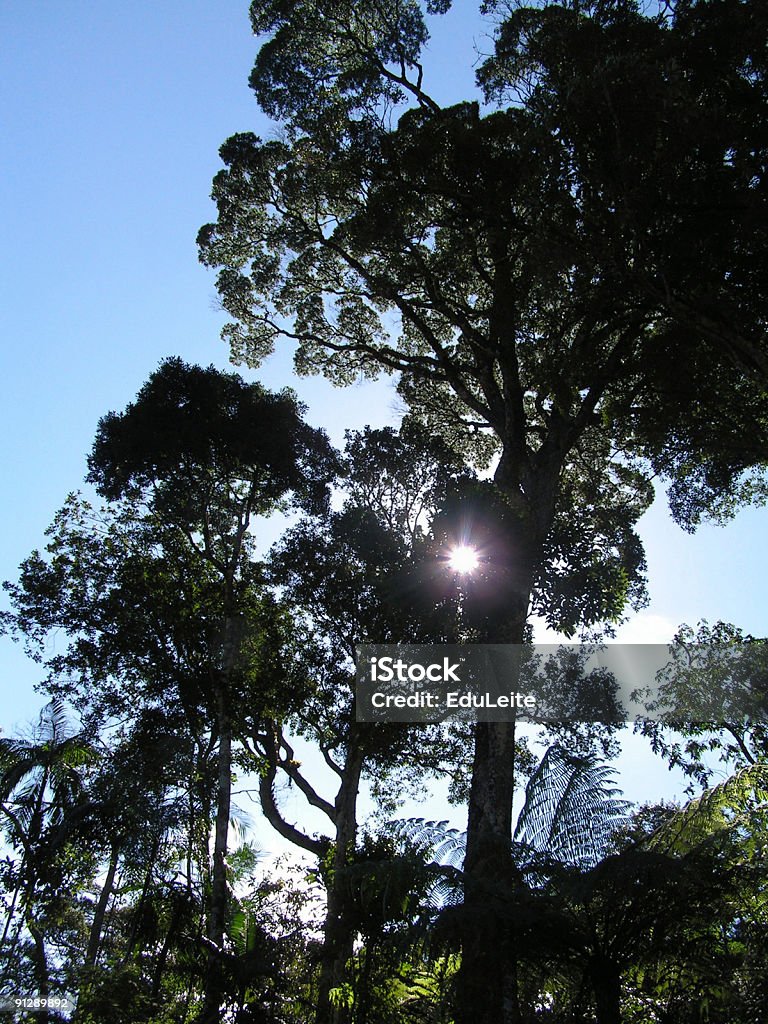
[448,545,480,574]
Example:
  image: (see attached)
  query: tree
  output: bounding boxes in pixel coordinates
[247,424,466,1024]
[87,358,337,1023]
[477,0,768,530]
[197,3,768,1018]
[4,358,336,1024]
[69,710,209,1023]
[637,621,768,789]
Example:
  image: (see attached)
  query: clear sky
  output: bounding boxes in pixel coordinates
[2,2,767,844]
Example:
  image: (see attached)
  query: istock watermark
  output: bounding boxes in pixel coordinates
[369,655,462,683]
[355,643,768,723]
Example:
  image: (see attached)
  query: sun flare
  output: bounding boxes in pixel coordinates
[448,545,480,574]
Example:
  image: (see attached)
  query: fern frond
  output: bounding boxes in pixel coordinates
[649,761,768,854]
[514,745,630,865]
[388,818,466,868]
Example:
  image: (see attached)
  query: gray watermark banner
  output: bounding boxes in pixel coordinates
[355,643,768,722]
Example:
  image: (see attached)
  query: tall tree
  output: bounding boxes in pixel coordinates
[4,359,336,1024]
[86,357,336,1024]
[476,0,768,531]
[198,3,768,1019]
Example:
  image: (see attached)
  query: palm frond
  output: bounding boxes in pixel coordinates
[0,700,96,842]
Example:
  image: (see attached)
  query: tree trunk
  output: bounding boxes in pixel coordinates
[124,830,162,959]
[151,892,185,1004]
[454,511,534,1024]
[457,719,522,1024]
[0,871,22,954]
[198,684,233,1024]
[74,840,121,1022]
[590,955,622,1024]
[316,743,365,1024]
[27,917,49,1024]
[84,839,120,969]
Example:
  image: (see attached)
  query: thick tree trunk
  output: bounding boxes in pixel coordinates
[316,743,364,1024]
[454,500,535,1024]
[458,719,521,1024]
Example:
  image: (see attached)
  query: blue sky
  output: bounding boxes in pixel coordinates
[2,3,767,835]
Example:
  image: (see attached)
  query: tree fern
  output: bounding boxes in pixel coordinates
[389,818,466,868]
[391,745,631,881]
[512,746,630,866]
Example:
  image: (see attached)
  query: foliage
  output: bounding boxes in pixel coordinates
[513,745,630,866]
[638,621,768,788]
[88,355,337,520]
[479,0,768,530]
[0,702,96,1015]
